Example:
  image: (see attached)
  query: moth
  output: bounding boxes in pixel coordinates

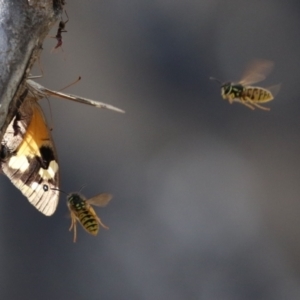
[0,80,124,216]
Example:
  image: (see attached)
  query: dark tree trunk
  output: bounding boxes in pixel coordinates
[0,0,63,142]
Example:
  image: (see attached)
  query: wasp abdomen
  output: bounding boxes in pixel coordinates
[79,212,99,235]
[244,87,273,103]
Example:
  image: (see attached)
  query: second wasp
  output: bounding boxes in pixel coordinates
[210,60,280,111]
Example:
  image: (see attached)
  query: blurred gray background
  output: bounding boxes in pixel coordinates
[1,0,300,299]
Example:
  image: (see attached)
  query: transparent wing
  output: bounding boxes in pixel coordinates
[239,60,274,86]
[266,83,281,98]
[86,193,113,207]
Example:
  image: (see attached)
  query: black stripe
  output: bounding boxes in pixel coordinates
[82,217,97,227]
[85,224,98,232]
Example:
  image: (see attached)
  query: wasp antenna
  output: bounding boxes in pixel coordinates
[79,184,87,193]
[209,77,222,84]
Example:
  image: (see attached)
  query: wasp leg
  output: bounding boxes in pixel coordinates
[69,214,78,242]
[227,95,236,104]
[241,101,255,110]
[251,102,270,111]
[233,98,255,110]
[69,214,75,231]
[244,97,270,111]
[252,102,270,111]
[95,215,109,230]
[73,222,77,243]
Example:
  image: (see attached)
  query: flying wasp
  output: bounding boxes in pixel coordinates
[67,192,112,242]
[210,60,280,111]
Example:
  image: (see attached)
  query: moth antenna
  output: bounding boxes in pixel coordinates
[45,96,54,131]
[209,77,222,84]
[59,76,82,92]
[51,188,67,195]
[28,48,44,79]
[37,47,44,77]
[28,75,43,79]
[64,10,69,23]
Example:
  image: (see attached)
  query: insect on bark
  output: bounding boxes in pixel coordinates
[52,10,69,50]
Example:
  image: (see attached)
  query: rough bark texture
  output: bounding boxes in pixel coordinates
[0,0,63,143]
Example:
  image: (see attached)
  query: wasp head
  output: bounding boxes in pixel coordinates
[67,193,86,206]
[221,82,232,98]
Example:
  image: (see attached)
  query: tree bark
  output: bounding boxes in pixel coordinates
[0,0,63,142]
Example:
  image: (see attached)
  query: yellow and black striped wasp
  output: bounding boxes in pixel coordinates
[67,192,112,242]
[210,60,280,111]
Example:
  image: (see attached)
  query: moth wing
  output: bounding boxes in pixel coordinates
[45,89,125,113]
[1,100,60,216]
[1,91,34,153]
[2,115,27,153]
[86,193,112,207]
[239,60,274,86]
[26,80,125,113]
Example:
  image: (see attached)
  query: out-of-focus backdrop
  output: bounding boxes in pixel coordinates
[1,0,300,299]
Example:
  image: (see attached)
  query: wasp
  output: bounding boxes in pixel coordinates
[67,192,112,242]
[210,60,280,111]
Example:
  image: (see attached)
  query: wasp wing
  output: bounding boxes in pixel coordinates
[86,193,112,207]
[265,83,281,98]
[239,60,274,86]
